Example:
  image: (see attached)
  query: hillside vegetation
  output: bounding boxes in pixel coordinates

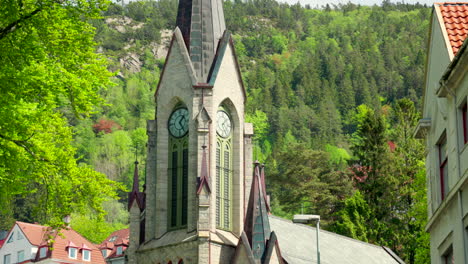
[2,0,431,263]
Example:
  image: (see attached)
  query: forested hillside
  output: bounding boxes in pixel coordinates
[1,0,431,263]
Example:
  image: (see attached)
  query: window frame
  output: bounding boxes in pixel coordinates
[68,247,77,259]
[215,108,233,231]
[4,254,11,264]
[17,250,24,262]
[462,101,467,145]
[39,246,47,259]
[443,245,454,264]
[167,106,189,230]
[116,246,123,255]
[7,232,13,243]
[101,249,107,258]
[438,134,449,201]
[82,249,91,261]
[17,231,24,240]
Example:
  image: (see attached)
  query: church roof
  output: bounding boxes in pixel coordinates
[176,0,226,81]
[269,215,403,264]
[435,2,468,55]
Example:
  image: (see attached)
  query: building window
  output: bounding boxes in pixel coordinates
[116,246,123,255]
[101,249,107,257]
[462,102,467,144]
[17,231,23,240]
[7,232,13,243]
[39,247,47,258]
[83,250,91,261]
[69,247,77,259]
[439,135,449,200]
[17,250,24,262]
[168,106,189,229]
[216,108,233,230]
[3,254,11,264]
[443,246,454,264]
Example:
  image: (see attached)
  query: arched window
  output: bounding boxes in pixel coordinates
[168,106,189,229]
[215,107,232,230]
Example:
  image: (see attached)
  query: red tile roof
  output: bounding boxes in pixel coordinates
[16,221,49,246]
[99,228,129,259]
[10,222,105,263]
[436,2,468,55]
[50,228,106,264]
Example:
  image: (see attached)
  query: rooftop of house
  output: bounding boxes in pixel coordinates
[16,221,49,246]
[269,215,404,264]
[1,221,105,263]
[435,2,468,55]
[49,227,105,263]
[99,228,129,259]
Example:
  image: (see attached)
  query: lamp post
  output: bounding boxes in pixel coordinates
[293,214,320,264]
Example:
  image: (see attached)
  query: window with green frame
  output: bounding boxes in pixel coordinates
[216,108,233,230]
[168,133,189,229]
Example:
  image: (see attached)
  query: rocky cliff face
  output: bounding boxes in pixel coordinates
[97,16,172,75]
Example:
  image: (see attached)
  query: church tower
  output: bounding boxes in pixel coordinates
[127,0,254,261]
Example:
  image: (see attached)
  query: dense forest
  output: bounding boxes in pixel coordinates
[1,0,431,263]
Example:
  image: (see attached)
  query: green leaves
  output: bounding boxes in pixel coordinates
[0,0,119,228]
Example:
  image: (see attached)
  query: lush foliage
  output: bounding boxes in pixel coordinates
[0,0,123,229]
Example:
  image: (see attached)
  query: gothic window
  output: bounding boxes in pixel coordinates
[216,108,232,230]
[168,106,189,229]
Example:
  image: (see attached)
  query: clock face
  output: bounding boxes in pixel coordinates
[168,108,189,138]
[217,110,232,138]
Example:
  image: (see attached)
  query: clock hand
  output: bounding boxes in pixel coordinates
[179,116,185,128]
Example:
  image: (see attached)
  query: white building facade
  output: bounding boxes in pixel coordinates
[416,3,468,264]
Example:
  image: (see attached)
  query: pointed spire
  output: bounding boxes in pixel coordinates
[176,0,226,81]
[244,161,271,261]
[132,160,139,193]
[128,161,145,211]
[197,146,211,194]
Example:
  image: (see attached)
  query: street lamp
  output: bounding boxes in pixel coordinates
[293,214,321,264]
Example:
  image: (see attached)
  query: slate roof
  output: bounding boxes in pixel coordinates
[435,2,468,55]
[244,162,272,260]
[269,216,404,264]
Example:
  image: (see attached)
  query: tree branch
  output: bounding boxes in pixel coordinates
[0,133,49,161]
[0,7,43,40]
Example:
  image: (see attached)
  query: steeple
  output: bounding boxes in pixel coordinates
[128,160,145,211]
[176,0,226,81]
[244,161,271,260]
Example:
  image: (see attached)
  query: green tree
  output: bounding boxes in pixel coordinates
[270,143,352,227]
[0,0,120,228]
[332,190,374,242]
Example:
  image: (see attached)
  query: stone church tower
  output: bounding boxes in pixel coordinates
[126,0,254,261]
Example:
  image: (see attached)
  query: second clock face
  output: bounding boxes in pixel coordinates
[217,110,232,138]
[168,108,189,138]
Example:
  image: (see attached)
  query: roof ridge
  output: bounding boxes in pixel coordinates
[16,221,46,227]
[435,2,468,6]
